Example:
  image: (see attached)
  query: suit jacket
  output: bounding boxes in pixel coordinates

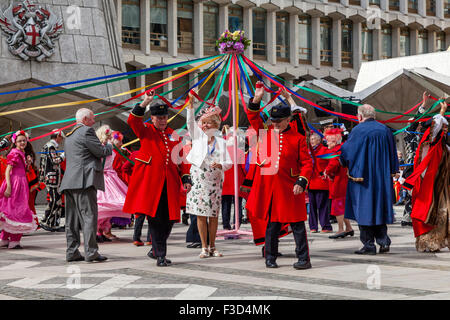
[59,124,112,192]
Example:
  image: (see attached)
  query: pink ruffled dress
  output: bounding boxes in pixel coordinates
[97,152,131,231]
[0,148,38,234]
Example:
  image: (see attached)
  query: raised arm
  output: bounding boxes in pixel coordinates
[128,91,155,138]
[246,81,265,131]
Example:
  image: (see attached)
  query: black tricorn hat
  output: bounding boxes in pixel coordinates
[150,103,169,116]
[270,103,291,120]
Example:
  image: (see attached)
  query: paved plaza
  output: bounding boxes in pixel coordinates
[0,205,449,301]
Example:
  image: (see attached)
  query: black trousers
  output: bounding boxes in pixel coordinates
[359,224,391,251]
[186,214,202,243]
[265,210,310,262]
[133,214,151,242]
[43,187,63,227]
[221,195,243,228]
[147,183,174,258]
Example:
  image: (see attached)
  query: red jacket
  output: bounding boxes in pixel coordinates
[123,112,191,221]
[112,148,128,185]
[309,144,329,191]
[245,107,313,223]
[324,144,348,199]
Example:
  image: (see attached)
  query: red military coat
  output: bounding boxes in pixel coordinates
[245,108,313,223]
[324,144,348,199]
[309,144,329,191]
[123,112,190,221]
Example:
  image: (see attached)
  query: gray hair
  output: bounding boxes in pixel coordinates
[357,104,376,120]
[75,108,93,123]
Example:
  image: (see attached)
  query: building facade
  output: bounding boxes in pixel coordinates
[116,0,450,92]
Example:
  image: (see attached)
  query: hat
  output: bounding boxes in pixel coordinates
[197,105,222,123]
[150,103,169,116]
[270,104,291,121]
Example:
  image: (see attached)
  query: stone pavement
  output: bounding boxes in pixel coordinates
[0,205,449,301]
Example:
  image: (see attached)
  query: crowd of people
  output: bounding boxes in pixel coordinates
[0,86,448,269]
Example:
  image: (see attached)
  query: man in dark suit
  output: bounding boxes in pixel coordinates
[59,108,112,263]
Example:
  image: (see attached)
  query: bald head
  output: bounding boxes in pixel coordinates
[76,108,95,127]
[357,104,376,122]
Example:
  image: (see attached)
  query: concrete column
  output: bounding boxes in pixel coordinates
[168,0,177,57]
[193,1,203,58]
[352,21,362,71]
[428,30,437,52]
[141,0,150,55]
[332,18,342,70]
[219,4,229,33]
[399,0,408,13]
[418,0,426,17]
[136,67,147,89]
[243,7,253,59]
[117,0,122,38]
[311,16,321,69]
[436,0,444,18]
[410,28,419,55]
[289,13,299,67]
[392,26,401,57]
[163,70,173,99]
[267,10,277,65]
[372,28,382,60]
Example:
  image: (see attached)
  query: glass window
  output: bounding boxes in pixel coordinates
[342,20,353,67]
[369,0,380,5]
[381,24,392,59]
[445,0,450,17]
[400,27,410,56]
[177,0,193,54]
[362,23,373,61]
[252,8,266,58]
[418,29,428,54]
[320,18,332,65]
[298,14,311,63]
[389,0,400,10]
[349,0,361,5]
[426,0,436,15]
[228,4,243,32]
[436,32,446,51]
[150,0,168,51]
[204,1,219,55]
[409,0,418,13]
[122,0,140,48]
[276,11,289,62]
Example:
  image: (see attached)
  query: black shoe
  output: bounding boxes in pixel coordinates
[67,255,85,262]
[86,255,108,262]
[293,260,312,270]
[101,235,112,242]
[40,223,53,232]
[147,249,156,260]
[96,235,104,243]
[186,242,201,248]
[329,232,347,239]
[242,218,248,224]
[345,230,355,237]
[223,225,232,230]
[265,259,278,268]
[56,226,65,232]
[157,257,172,267]
[354,247,376,255]
[379,245,390,254]
[401,221,413,227]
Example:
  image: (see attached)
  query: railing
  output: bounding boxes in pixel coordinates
[150,32,168,51]
[362,53,373,61]
[204,37,218,55]
[320,49,332,65]
[299,47,311,64]
[349,0,360,5]
[253,42,267,59]
[342,51,353,67]
[276,44,289,62]
[178,33,194,54]
[122,27,140,49]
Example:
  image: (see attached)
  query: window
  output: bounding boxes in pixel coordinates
[204,1,219,55]
[362,23,373,61]
[122,0,140,48]
[320,18,332,65]
[369,0,380,5]
[177,0,194,54]
[418,29,428,54]
[381,25,392,59]
[436,32,446,51]
[426,0,436,15]
[445,0,450,17]
[228,4,243,32]
[298,14,312,63]
[408,0,418,13]
[349,0,361,5]
[389,0,400,10]
[400,27,410,56]
[276,11,290,62]
[342,20,353,67]
[150,0,168,51]
[252,8,266,59]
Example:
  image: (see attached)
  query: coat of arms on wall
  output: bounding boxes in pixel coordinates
[0,0,63,61]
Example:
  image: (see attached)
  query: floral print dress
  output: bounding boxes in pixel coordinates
[186,141,224,218]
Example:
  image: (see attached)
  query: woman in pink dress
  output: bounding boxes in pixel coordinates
[0,131,38,249]
[95,125,131,241]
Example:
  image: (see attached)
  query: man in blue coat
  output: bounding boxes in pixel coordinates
[340,104,399,255]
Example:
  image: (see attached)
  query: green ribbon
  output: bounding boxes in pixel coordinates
[393,99,443,135]
[113,144,134,166]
